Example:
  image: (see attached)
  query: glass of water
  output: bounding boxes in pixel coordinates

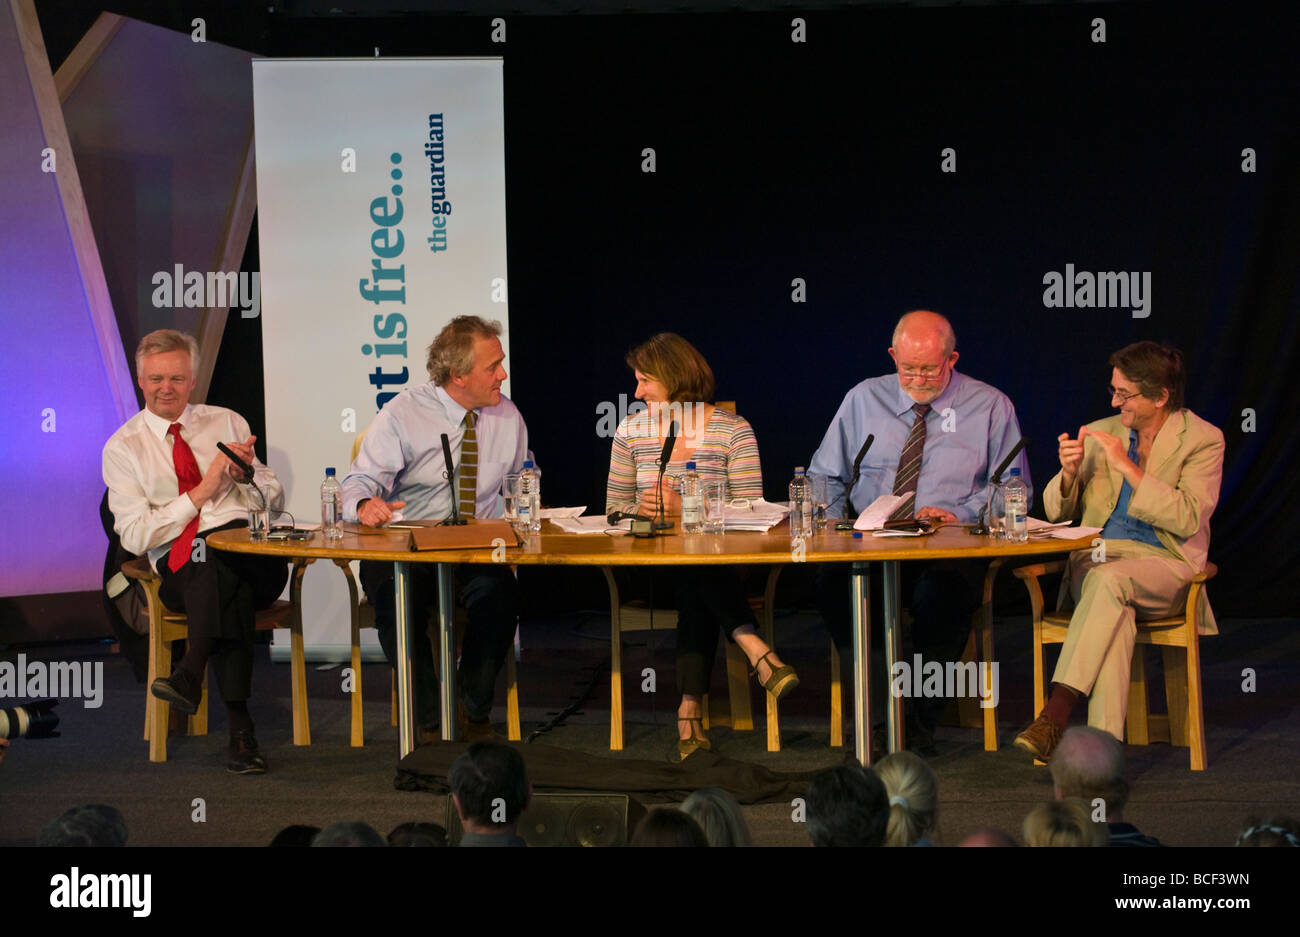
[702,480,727,534]
[808,473,829,531]
[502,473,523,533]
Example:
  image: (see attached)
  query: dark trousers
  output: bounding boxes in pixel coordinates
[360,561,519,726]
[157,521,289,704]
[617,566,758,698]
[817,561,983,729]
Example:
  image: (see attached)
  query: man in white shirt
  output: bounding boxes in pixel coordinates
[343,316,532,742]
[102,330,287,773]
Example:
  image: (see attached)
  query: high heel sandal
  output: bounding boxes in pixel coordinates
[752,650,800,701]
[677,716,711,761]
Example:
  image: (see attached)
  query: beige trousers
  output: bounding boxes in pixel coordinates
[1052,540,1195,740]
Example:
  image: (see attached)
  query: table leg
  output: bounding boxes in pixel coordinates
[437,564,457,741]
[394,561,416,757]
[850,561,872,765]
[882,560,904,754]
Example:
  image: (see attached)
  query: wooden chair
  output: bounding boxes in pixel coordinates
[123,556,311,762]
[338,428,520,744]
[1012,560,1215,770]
[815,560,1004,750]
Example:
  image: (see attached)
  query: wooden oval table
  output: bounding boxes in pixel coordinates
[209,523,1094,763]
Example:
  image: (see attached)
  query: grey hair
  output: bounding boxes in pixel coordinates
[135,329,199,377]
[426,316,503,384]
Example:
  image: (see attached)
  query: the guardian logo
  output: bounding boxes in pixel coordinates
[50,868,151,917]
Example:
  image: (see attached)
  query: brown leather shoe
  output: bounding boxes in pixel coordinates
[456,704,500,743]
[1013,713,1063,762]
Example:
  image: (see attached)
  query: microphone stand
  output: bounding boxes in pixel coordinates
[653,420,679,532]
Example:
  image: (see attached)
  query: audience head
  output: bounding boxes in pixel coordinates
[388,821,449,847]
[134,329,200,421]
[449,741,531,834]
[889,310,959,404]
[1022,799,1107,847]
[1050,726,1129,821]
[37,804,128,847]
[426,316,506,411]
[958,827,1019,847]
[1236,816,1300,847]
[630,808,708,847]
[681,787,752,847]
[1108,341,1185,413]
[806,763,889,847]
[311,821,386,847]
[625,332,716,404]
[875,751,939,846]
[269,824,322,847]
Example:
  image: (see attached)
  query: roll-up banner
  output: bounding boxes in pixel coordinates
[252,58,509,661]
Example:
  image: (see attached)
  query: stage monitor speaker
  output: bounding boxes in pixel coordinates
[445,793,646,847]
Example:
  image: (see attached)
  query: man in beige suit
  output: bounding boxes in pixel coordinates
[1014,342,1224,760]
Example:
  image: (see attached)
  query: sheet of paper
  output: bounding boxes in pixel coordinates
[854,494,911,530]
[540,506,587,519]
[549,515,631,534]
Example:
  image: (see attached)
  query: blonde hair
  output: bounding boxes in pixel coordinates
[135,329,199,377]
[875,751,938,846]
[1023,799,1107,847]
[426,316,502,384]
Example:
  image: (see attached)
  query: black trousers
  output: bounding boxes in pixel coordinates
[360,561,519,726]
[157,521,289,704]
[816,560,984,730]
[617,566,759,698]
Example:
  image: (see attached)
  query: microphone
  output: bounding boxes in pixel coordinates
[217,441,254,481]
[990,438,1027,485]
[440,432,466,525]
[844,433,875,519]
[654,420,679,532]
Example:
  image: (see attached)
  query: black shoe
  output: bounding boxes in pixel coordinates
[227,730,268,774]
[151,669,201,715]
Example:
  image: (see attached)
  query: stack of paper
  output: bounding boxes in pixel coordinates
[724,499,790,532]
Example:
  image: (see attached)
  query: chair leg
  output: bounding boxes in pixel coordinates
[147,631,171,763]
[506,652,521,742]
[610,620,624,751]
[350,625,365,747]
[760,567,780,751]
[288,561,311,746]
[189,673,208,736]
[725,642,753,733]
[1162,645,1188,748]
[980,618,998,751]
[1181,627,1207,771]
[829,640,843,748]
[1126,645,1150,745]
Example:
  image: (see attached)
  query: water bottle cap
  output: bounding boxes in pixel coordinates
[325,467,336,476]
[794,466,806,475]
[852,531,863,539]
[1009,467,1020,476]
[686,461,697,470]
[523,460,534,469]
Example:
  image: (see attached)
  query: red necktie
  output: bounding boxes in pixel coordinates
[167,423,203,573]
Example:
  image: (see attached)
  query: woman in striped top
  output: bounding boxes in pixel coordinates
[606,333,799,760]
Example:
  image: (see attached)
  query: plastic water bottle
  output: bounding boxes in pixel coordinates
[987,479,1006,539]
[1003,467,1028,543]
[321,467,343,540]
[519,460,541,534]
[681,461,703,533]
[789,467,812,539]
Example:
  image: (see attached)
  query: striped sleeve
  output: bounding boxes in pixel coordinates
[723,414,763,499]
[605,420,640,515]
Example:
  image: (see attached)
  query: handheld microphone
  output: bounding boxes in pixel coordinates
[216,442,254,481]
[653,420,679,532]
[844,433,875,519]
[440,433,466,525]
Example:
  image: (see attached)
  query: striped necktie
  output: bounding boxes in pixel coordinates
[458,411,478,519]
[167,423,203,572]
[889,403,930,520]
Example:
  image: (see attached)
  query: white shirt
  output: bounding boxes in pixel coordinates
[102,404,284,569]
[342,383,531,522]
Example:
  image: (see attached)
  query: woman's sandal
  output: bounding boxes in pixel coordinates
[677,716,711,761]
[752,650,800,701]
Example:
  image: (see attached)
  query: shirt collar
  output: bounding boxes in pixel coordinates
[142,404,192,441]
[434,383,472,425]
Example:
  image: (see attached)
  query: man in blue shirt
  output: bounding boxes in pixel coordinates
[343,316,532,741]
[809,310,1031,749]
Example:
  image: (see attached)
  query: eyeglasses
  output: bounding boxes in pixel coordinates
[1108,385,1143,403]
[898,365,947,382]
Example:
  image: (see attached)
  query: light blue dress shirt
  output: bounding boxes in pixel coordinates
[1100,429,1163,547]
[342,383,531,522]
[808,370,1032,524]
